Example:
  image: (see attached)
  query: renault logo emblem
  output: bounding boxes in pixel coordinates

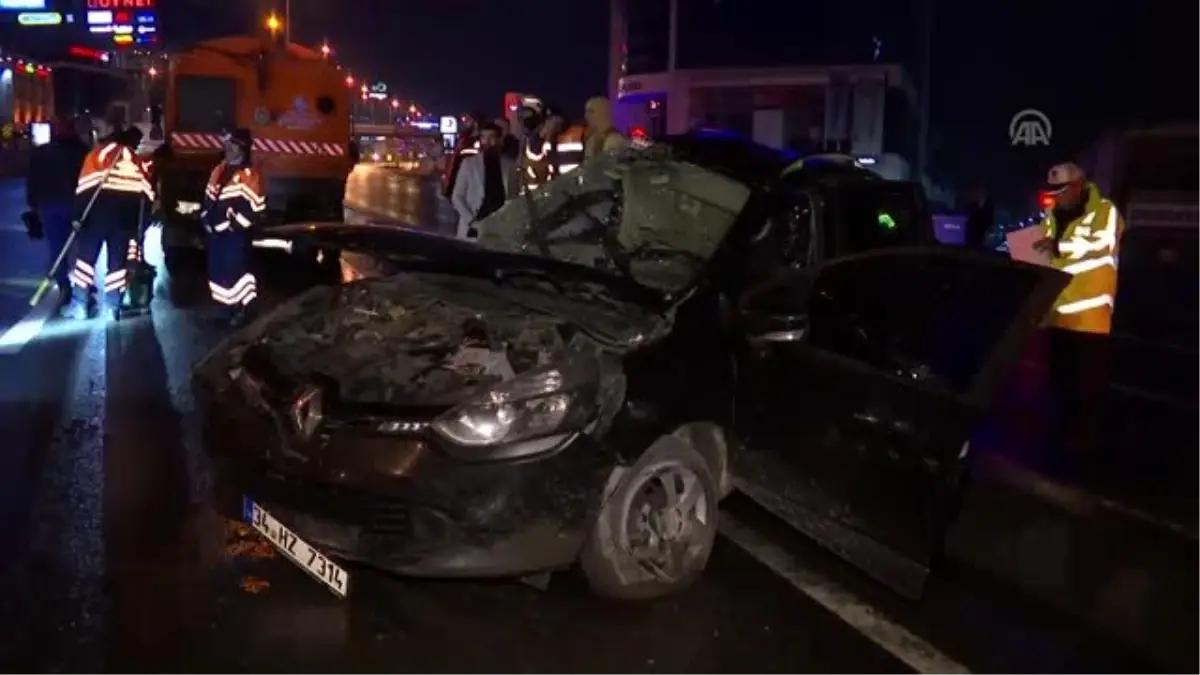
[291,386,323,439]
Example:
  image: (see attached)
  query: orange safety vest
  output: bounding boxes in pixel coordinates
[522,125,587,189]
[202,160,266,232]
[76,142,155,203]
[1042,183,1125,334]
[553,125,586,175]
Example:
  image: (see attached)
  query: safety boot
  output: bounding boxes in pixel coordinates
[66,287,99,320]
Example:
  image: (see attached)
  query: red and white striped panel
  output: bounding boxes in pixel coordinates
[170,132,224,149]
[169,133,346,156]
[253,138,346,156]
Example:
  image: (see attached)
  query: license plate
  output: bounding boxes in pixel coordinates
[243,497,349,598]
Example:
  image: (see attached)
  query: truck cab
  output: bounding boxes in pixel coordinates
[158,36,353,256]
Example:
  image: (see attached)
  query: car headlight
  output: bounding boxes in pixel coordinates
[431,363,597,459]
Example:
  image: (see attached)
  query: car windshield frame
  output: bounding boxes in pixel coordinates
[473,143,755,297]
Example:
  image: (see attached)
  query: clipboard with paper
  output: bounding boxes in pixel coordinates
[1005,225,1051,266]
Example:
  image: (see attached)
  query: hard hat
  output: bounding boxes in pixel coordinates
[1044,162,1085,194]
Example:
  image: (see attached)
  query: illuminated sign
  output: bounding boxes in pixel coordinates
[17,10,59,24]
[0,0,46,9]
[85,1,156,48]
[86,0,154,8]
[366,81,388,101]
[439,116,457,134]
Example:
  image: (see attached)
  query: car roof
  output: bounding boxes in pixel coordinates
[659,130,790,188]
[658,132,891,192]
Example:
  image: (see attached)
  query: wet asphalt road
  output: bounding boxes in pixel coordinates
[0,173,1185,672]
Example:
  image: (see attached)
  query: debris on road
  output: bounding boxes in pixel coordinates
[240,576,271,594]
[224,519,276,560]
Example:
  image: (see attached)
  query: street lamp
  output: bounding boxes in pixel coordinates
[265,12,282,35]
[147,66,157,77]
[390,99,399,109]
[320,40,331,59]
[345,74,354,87]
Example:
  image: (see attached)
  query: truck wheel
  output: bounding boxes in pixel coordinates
[580,436,718,601]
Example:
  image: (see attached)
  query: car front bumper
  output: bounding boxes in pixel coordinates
[199,384,614,579]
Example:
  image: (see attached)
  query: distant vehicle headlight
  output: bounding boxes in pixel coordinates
[431,362,598,459]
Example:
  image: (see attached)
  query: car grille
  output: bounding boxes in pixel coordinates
[221,348,458,554]
[243,469,456,557]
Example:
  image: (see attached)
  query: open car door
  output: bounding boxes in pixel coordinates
[733,247,1067,598]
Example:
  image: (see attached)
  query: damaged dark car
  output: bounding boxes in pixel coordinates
[195,134,1067,600]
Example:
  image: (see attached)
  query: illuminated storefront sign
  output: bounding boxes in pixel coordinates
[17,10,60,24]
[0,0,47,10]
[86,4,157,46]
[86,0,155,8]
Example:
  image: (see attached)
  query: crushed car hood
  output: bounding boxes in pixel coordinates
[211,271,662,408]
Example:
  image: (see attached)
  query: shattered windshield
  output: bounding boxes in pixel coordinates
[474,145,752,293]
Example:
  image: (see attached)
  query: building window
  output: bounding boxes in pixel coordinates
[881,88,918,166]
[674,0,921,73]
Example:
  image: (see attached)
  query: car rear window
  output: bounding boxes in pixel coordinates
[832,181,932,254]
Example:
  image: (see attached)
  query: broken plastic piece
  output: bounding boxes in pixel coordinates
[240,576,270,594]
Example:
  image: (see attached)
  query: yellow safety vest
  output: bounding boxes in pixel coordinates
[1042,183,1125,334]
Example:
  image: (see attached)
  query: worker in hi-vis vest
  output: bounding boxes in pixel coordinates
[1032,161,1125,453]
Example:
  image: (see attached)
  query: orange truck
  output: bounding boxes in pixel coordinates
[158,34,353,254]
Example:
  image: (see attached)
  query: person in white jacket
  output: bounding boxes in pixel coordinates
[450,122,513,240]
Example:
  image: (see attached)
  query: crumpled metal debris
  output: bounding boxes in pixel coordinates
[475,146,750,292]
[257,279,568,406]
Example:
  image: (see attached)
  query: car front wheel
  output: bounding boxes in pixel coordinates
[580,436,719,600]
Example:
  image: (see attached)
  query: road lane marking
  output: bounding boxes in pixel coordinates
[0,276,42,289]
[719,514,971,674]
[0,284,60,354]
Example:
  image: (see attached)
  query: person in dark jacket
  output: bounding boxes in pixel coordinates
[963,188,994,249]
[26,115,90,310]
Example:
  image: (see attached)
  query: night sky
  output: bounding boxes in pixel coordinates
[12,0,1196,210]
[274,0,1193,210]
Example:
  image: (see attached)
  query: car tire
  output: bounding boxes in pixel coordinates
[579,436,719,601]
